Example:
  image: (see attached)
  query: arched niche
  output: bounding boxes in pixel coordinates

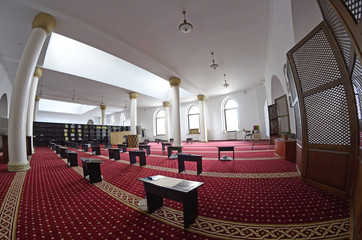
[0,94,8,118]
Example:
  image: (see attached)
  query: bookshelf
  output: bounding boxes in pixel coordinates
[33,121,129,146]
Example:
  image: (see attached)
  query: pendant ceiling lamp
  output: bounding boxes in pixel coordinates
[210,52,219,70]
[223,74,229,88]
[179,11,193,33]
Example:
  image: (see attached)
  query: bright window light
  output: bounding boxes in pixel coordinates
[39,99,96,115]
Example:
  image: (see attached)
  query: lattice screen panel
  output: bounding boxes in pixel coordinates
[319,0,352,69]
[352,56,362,119]
[343,0,362,21]
[292,29,341,93]
[304,85,351,145]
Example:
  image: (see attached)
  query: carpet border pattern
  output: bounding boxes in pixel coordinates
[0,172,25,240]
[67,159,350,240]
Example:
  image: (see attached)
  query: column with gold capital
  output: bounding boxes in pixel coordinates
[33,95,41,121]
[129,92,138,135]
[26,67,43,153]
[163,101,170,141]
[169,77,182,146]
[100,104,107,125]
[198,94,208,142]
[8,12,56,172]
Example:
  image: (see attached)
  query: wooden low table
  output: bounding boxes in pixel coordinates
[168,146,182,158]
[81,144,88,152]
[138,175,204,228]
[217,146,235,160]
[60,147,68,158]
[139,145,151,155]
[108,148,121,160]
[81,158,103,183]
[129,150,146,166]
[162,142,171,151]
[177,153,203,175]
[55,145,61,154]
[67,151,78,167]
[92,146,101,155]
[117,144,127,152]
[186,138,193,144]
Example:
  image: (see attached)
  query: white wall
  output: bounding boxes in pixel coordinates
[0,61,12,118]
[137,84,267,141]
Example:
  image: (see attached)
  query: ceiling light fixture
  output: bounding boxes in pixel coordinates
[179,11,193,33]
[223,74,229,88]
[210,52,219,70]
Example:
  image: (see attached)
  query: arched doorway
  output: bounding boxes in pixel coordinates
[0,94,8,118]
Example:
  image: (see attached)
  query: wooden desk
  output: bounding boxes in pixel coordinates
[60,147,68,158]
[117,144,127,152]
[186,138,193,144]
[177,153,203,175]
[168,146,182,158]
[55,145,61,154]
[138,175,204,228]
[67,151,78,167]
[129,150,146,166]
[274,138,296,161]
[108,148,121,160]
[81,158,103,183]
[162,142,171,151]
[217,146,234,160]
[139,145,151,155]
[91,146,101,155]
[81,144,88,152]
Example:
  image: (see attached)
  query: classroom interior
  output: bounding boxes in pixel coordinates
[0,0,361,239]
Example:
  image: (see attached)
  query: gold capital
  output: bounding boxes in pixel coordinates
[34,67,43,78]
[129,92,138,99]
[32,12,56,35]
[100,104,107,110]
[197,95,206,101]
[163,101,170,107]
[35,95,41,102]
[169,77,181,87]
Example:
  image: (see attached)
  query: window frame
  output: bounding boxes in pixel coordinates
[223,98,239,132]
[155,109,165,136]
[187,105,200,133]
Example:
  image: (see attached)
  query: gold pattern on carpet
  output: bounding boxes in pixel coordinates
[0,172,26,240]
[60,157,349,239]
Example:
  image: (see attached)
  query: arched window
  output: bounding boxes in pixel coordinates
[188,105,200,133]
[110,115,115,126]
[120,113,126,127]
[223,98,239,132]
[155,109,165,135]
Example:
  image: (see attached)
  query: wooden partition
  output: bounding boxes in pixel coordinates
[110,131,130,145]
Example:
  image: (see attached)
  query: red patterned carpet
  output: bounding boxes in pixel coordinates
[0,141,351,239]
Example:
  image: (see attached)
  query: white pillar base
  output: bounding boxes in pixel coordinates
[7,162,31,172]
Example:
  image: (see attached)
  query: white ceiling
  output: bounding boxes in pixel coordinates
[0,0,270,113]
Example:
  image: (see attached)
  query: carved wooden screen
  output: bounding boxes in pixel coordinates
[268,104,278,145]
[287,22,358,197]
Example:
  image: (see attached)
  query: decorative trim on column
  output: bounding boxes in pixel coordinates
[129,92,138,99]
[163,101,170,107]
[35,95,40,102]
[7,161,30,172]
[32,12,56,36]
[100,104,107,110]
[34,67,43,78]
[169,77,181,86]
[197,94,205,101]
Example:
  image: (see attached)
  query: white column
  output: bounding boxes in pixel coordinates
[100,104,107,125]
[33,95,40,121]
[129,92,138,135]
[169,77,182,146]
[26,67,42,153]
[163,101,170,140]
[198,94,208,142]
[8,13,56,172]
